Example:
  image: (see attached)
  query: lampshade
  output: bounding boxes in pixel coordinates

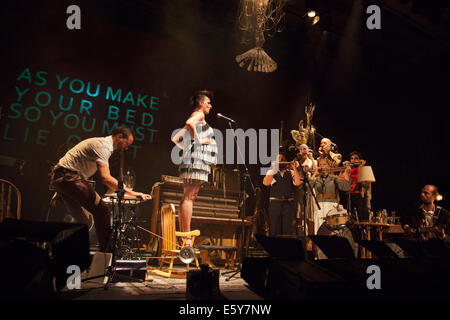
[358,166,375,183]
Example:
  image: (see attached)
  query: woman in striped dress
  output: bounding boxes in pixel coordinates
[171,90,217,246]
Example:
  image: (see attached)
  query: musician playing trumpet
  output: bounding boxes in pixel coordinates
[306,158,351,235]
[317,138,342,168]
[342,151,371,222]
[263,152,302,236]
[295,144,317,236]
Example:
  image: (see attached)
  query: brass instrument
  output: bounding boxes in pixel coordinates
[277,161,299,168]
[318,161,361,173]
[317,166,349,173]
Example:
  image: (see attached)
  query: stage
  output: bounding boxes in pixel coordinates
[58,268,262,300]
[1,1,450,311]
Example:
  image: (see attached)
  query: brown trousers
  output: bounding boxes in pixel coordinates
[51,166,111,252]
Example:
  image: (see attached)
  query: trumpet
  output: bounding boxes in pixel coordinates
[317,166,350,173]
[277,161,299,167]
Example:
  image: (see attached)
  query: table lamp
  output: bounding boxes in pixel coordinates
[358,166,376,183]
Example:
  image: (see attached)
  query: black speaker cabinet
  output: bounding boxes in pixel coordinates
[186,264,223,300]
[0,219,91,298]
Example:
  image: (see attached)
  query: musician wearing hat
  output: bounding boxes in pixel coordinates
[263,152,302,236]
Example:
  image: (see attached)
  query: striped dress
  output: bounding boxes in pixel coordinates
[179,122,217,182]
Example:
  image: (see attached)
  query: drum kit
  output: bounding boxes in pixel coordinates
[315,205,359,259]
[103,192,147,260]
[323,205,350,229]
[103,192,198,265]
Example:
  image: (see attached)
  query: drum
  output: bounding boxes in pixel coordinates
[325,213,349,229]
[102,193,145,230]
[102,193,144,205]
[314,222,358,259]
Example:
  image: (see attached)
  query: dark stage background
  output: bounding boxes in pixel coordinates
[1,0,449,223]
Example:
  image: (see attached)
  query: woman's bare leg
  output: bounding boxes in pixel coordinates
[179,180,201,245]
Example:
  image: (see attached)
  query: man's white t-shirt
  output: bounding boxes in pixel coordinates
[58,136,114,179]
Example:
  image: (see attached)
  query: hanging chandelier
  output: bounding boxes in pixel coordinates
[235,0,286,73]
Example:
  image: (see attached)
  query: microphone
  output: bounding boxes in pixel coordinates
[217,113,235,123]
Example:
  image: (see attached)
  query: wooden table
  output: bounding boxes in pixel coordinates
[354,222,404,258]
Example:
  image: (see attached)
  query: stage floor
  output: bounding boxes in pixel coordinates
[58,268,263,300]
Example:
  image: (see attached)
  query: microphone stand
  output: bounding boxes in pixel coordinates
[221,119,255,281]
[347,188,353,221]
[297,158,321,261]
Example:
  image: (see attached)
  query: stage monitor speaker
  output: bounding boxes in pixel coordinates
[0,219,91,298]
[186,264,224,300]
[241,257,270,296]
[254,234,305,260]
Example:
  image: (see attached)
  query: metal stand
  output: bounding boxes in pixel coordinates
[102,179,126,289]
[83,152,144,287]
[347,190,361,223]
[297,161,321,260]
[120,214,144,260]
[221,120,255,281]
[80,180,132,288]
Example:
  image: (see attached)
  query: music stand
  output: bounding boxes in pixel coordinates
[392,238,450,259]
[254,233,305,260]
[220,119,255,281]
[309,235,356,259]
[357,240,399,259]
[421,239,450,258]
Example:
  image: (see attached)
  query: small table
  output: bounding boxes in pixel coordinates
[353,222,403,258]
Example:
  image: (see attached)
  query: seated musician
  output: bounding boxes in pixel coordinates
[401,185,450,241]
[50,126,151,252]
[263,152,302,236]
[307,158,351,235]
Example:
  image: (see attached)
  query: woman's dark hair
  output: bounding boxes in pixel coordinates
[190,89,213,107]
[350,151,363,159]
[112,126,134,139]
